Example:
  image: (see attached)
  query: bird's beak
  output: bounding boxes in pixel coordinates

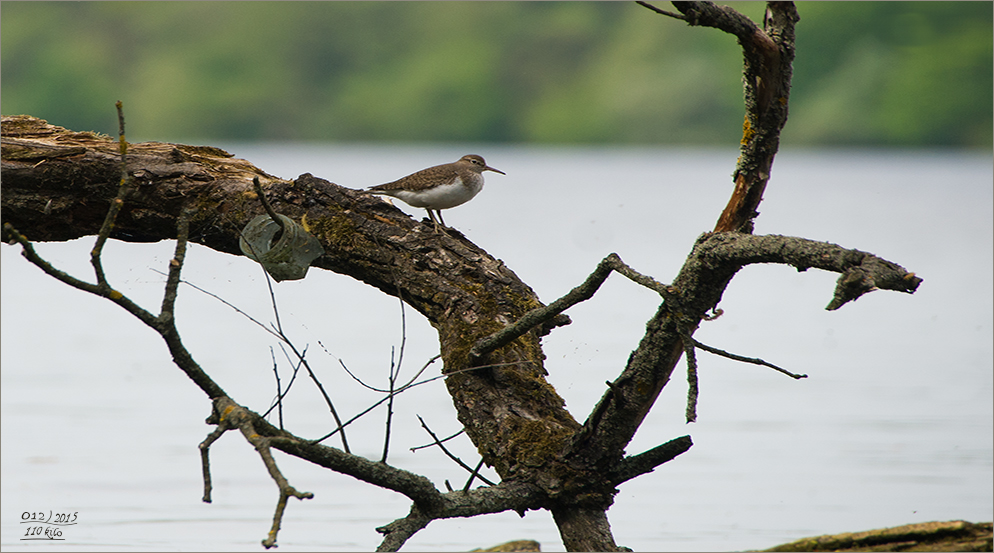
[486,166,506,175]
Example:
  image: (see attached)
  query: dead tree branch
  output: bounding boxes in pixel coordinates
[1,2,925,549]
[607,435,694,486]
[691,232,922,309]
[199,425,226,503]
[2,117,583,520]
[690,336,807,379]
[417,415,497,487]
[469,252,674,363]
[641,1,799,233]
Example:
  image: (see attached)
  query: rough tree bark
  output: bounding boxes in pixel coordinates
[0,2,922,550]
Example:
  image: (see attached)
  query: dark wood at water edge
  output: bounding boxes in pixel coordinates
[762,520,993,552]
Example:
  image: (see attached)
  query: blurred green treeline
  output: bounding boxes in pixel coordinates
[1,1,991,147]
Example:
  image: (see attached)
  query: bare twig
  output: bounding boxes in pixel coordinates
[253,175,286,235]
[336,357,388,392]
[463,458,487,493]
[635,1,687,20]
[199,424,228,503]
[311,360,516,445]
[382,291,409,463]
[607,435,693,485]
[411,428,465,452]
[375,506,432,552]
[338,352,439,394]
[90,101,132,286]
[470,253,675,362]
[260,344,304,422]
[382,346,398,463]
[690,336,807,379]
[155,270,279,337]
[417,415,496,487]
[156,260,353,448]
[681,333,700,423]
[269,348,284,428]
[213,400,314,549]
[161,206,194,317]
[292,343,351,453]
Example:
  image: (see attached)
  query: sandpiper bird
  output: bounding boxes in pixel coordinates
[368,154,505,232]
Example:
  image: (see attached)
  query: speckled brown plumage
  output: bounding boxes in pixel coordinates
[368,154,504,231]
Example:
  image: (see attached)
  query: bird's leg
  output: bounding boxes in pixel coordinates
[436,210,448,229]
[426,209,443,233]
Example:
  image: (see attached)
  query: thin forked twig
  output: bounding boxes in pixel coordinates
[690,336,808,379]
[289,340,350,453]
[311,360,523,445]
[676,324,806,422]
[381,345,398,463]
[268,347,285,428]
[263,352,302,422]
[221,402,314,549]
[470,253,675,362]
[417,415,496,487]
[411,428,465,452]
[254,271,352,451]
[463,458,487,493]
[336,351,439,394]
[156,265,353,452]
[382,289,409,463]
[263,342,308,426]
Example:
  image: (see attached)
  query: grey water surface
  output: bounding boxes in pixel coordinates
[2,145,991,551]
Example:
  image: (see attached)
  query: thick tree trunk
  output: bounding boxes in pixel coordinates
[552,507,621,552]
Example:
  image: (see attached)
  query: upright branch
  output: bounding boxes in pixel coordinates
[90,101,131,285]
[641,1,799,233]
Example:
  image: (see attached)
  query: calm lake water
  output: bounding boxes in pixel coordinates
[2,145,991,551]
